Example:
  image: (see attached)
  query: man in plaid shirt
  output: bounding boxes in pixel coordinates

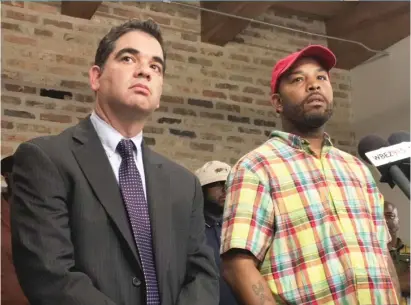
[220,45,401,305]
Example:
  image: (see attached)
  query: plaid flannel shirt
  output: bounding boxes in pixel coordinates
[221,130,398,305]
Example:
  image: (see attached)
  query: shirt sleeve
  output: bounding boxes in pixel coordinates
[220,160,275,262]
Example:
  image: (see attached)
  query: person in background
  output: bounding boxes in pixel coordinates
[10,19,218,305]
[195,161,239,305]
[220,45,401,305]
[1,155,29,305]
[385,200,410,305]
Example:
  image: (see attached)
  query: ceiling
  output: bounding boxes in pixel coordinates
[61,1,410,70]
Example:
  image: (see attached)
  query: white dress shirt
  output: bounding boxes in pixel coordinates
[90,111,147,199]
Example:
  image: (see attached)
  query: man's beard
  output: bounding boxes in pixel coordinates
[282,96,333,130]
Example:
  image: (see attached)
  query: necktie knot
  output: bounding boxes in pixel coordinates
[117,139,135,160]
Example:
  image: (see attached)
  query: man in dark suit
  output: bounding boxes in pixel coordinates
[11,19,219,305]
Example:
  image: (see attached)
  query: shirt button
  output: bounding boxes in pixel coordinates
[132,277,141,287]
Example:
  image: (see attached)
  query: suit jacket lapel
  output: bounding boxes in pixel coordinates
[71,118,141,267]
[142,143,171,300]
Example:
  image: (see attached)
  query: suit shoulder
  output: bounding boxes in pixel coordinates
[19,124,77,155]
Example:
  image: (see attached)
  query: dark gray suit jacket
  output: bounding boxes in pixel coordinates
[10,118,219,305]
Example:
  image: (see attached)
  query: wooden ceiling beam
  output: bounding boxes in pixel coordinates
[201,1,273,46]
[61,1,102,20]
[326,2,410,69]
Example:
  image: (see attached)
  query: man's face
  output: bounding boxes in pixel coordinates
[272,57,334,130]
[384,203,400,233]
[204,181,226,209]
[89,30,164,119]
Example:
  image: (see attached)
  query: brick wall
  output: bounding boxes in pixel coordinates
[1,1,355,171]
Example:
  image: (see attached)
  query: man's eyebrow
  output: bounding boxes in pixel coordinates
[114,47,139,60]
[286,67,327,78]
[114,47,164,69]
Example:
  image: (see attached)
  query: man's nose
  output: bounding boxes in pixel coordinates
[134,63,151,81]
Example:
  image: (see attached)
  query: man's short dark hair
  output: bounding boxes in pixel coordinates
[94,19,166,72]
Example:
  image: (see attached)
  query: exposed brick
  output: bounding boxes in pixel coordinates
[178,7,198,19]
[158,117,181,124]
[60,80,89,90]
[264,130,272,137]
[216,102,240,113]
[16,123,51,134]
[200,133,222,141]
[200,68,226,79]
[74,94,94,103]
[229,75,253,83]
[27,2,59,13]
[112,7,140,19]
[162,95,184,104]
[157,105,168,113]
[34,28,53,37]
[2,95,21,105]
[4,84,36,94]
[40,113,72,123]
[4,109,35,119]
[230,94,253,104]
[254,119,276,128]
[253,58,275,67]
[190,142,214,152]
[339,84,350,91]
[215,83,239,91]
[256,99,271,107]
[2,2,24,8]
[239,127,262,135]
[200,112,224,120]
[143,136,156,146]
[144,126,164,134]
[200,48,224,57]
[43,19,72,30]
[167,52,185,62]
[337,140,352,146]
[229,54,250,62]
[2,121,14,130]
[62,105,91,114]
[26,100,56,110]
[2,134,31,143]
[2,70,22,81]
[181,33,197,42]
[243,86,266,96]
[1,22,21,32]
[188,98,213,109]
[169,128,196,138]
[56,55,88,66]
[334,91,348,99]
[5,10,38,23]
[3,34,37,46]
[228,115,250,124]
[173,108,197,117]
[227,136,244,143]
[1,145,14,156]
[170,42,197,53]
[188,57,212,67]
[149,2,176,15]
[203,90,227,99]
[256,79,271,87]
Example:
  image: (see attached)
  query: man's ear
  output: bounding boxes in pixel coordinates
[270,93,283,114]
[89,65,102,92]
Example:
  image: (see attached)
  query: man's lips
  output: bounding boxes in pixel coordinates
[130,84,150,96]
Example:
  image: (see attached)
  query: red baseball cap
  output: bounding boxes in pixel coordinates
[270,45,336,94]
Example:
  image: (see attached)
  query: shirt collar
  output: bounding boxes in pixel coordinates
[269,130,333,150]
[90,111,143,157]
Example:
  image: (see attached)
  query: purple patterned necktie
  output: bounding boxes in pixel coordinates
[117,139,160,305]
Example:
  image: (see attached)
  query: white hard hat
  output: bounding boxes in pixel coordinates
[195,161,231,187]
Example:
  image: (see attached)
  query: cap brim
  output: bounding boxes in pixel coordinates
[282,45,336,77]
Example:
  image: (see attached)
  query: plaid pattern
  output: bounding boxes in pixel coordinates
[221,130,399,305]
